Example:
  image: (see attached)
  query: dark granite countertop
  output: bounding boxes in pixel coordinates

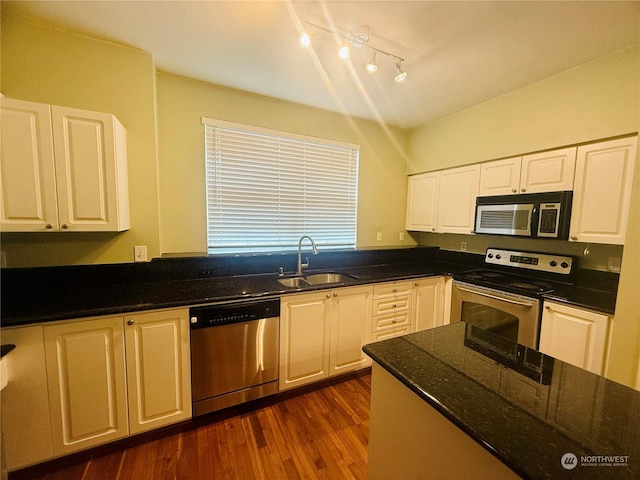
[0,344,15,358]
[364,323,640,480]
[0,247,618,327]
[0,257,466,326]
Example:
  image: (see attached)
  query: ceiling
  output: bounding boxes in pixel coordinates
[4,1,639,130]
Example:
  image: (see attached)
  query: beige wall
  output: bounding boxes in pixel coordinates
[408,46,639,174]
[156,73,412,254]
[407,46,640,388]
[1,15,413,265]
[0,15,161,266]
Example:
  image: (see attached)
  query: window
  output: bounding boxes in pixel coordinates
[203,118,359,254]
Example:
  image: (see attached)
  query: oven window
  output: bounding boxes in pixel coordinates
[460,301,519,343]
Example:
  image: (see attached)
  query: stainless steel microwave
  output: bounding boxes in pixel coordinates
[474,191,573,239]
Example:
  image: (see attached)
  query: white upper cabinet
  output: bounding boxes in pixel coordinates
[569,136,637,245]
[521,148,576,194]
[406,171,439,232]
[406,165,479,234]
[478,147,576,196]
[438,164,480,234]
[478,156,522,196]
[0,98,130,232]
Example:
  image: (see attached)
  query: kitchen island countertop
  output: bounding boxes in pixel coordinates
[364,323,640,479]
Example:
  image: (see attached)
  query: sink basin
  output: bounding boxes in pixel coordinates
[303,273,355,285]
[276,272,357,288]
[277,277,311,288]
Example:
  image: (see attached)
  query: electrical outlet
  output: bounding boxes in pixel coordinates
[399,232,405,241]
[376,231,382,241]
[134,246,148,262]
[460,241,467,252]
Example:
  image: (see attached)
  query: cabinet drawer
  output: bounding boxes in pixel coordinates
[373,281,413,298]
[373,296,411,315]
[373,312,411,332]
[370,325,412,342]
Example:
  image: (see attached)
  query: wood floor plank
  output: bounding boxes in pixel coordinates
[8,372,370,480]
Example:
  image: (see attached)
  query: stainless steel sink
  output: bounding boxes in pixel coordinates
[303,273,355,285]
[277,277,311,288]
[277,272,356,288]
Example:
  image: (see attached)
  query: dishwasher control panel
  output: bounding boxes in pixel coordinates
[189,298,280,329]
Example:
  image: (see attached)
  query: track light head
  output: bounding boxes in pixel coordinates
[365,51,378,73]
[338,44,351,62]
[298,31,311,49]
[394,61,407,82]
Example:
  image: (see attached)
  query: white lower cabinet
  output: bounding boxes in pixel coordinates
[1,308,191,471]
[44,316,129,456]
[124,309,192,435]
[369,276,451,342]
[371,280,413,341]
[412,276,451,332]
[279,285,372,391]
[0,326,54,471]
[539,301,610,375]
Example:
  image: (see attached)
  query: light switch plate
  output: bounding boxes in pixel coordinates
[134,245,148,262]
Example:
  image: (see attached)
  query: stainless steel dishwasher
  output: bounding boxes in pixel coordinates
[190,298,280,416]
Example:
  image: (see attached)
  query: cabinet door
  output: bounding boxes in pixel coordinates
[330,286,373,375]
[478,157,521,196]
[279,292,331,390]
[44,317,128,456]
[1,326,54,471]
[569,137,637,245]
[539,302,609,375]
[520,147,576,194]
[438,165,480,234]
[412,277,447,332]
[51,106,130,232]
[0,98,58,232]
[406,171,439,232]
[124,309,192,434]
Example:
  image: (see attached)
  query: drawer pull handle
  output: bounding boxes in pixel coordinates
[392,304,397,308]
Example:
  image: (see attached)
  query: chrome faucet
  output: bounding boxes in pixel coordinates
[296,235,318,276]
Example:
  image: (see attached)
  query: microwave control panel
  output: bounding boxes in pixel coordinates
[537,202,561,237]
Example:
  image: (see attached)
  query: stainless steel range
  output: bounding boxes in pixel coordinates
[451,248,574,349]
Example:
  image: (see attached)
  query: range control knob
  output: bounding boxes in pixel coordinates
[561,262,569,269]
[496,254,502,260]
[549,260,557,267]
[487,253,494,258]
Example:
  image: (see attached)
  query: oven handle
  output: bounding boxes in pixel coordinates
[455,284,535,308]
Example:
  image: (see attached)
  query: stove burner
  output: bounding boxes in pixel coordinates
[457,270,556,294]
[482,272,505,279]
[508,282,544,291]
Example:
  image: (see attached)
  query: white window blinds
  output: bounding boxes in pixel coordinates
[203,118,359,254]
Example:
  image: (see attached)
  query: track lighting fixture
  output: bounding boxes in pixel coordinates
[298,31,311,49]
[338,43,352,62]
[394,61,407,82]
[298,22,406,82]
[365,51,378,73]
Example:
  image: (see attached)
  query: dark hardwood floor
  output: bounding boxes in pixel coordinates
[10,372,371,480]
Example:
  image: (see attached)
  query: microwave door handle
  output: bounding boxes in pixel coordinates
[456,285,535,308]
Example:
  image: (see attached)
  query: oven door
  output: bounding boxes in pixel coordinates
[450,281,540,349]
